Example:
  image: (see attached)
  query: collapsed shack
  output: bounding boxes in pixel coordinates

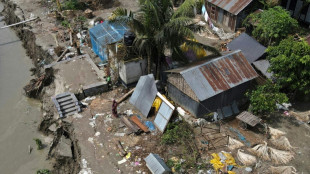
[23,68,54,98]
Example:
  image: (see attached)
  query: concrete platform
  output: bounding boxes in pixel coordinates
[51,54,106,97]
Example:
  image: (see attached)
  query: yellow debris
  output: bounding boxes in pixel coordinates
[210,152,239,173]
[152,95,173,112]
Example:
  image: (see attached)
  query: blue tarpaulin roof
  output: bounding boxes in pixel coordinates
[89,21,128,61]
[89,21,128,45]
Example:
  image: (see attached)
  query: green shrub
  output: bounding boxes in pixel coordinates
[61,20,70,28]
[34,138,43,150]
[37,169,51,174]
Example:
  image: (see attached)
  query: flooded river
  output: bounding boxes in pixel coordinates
[0,3,51,173]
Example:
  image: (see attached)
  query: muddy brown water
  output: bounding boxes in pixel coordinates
[0,3,51,173]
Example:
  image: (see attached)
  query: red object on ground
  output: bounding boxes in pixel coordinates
[130,115,149,133]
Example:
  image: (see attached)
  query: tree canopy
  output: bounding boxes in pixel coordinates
[246,81,288,115]
[109,0,219,77]
[266,36,310,94]
[244,6,298,45]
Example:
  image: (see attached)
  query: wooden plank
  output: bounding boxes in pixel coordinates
[117,88,135,104]
[121,116,140,133]
[130,115,149,133]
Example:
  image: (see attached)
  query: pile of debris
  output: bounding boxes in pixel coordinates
[23,68,54,98]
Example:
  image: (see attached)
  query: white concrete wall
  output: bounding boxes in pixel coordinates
[119,58,147,85]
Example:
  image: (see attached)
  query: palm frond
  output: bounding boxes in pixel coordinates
[109,7,129,22]
[172,0,197,18]
[184,39,220,56]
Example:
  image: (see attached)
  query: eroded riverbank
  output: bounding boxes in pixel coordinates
[0,3,52,173]
[0,1,81,173]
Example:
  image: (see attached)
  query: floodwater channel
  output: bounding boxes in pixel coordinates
[0,3,51,173]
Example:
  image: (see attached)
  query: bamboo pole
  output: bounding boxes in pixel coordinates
[0,17,38,30]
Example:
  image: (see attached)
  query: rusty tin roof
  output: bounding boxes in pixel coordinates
[206,0,253,15]
[179,50,258,101]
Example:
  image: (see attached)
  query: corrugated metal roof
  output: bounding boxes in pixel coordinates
[180,50,258,101]
[207,0,253,15]
[145,153,171,174]
[89,21,128,46]
[252,59,273,79]
[129,74,157,117]
[227,33,266,63]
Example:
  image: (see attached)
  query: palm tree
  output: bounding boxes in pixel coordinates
[109,0,220,78]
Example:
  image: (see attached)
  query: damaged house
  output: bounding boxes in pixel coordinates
[205,0,253,31]
[166,50,258,118]
[89,21,147,85]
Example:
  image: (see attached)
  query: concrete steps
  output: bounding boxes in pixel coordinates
[52,92,81,118]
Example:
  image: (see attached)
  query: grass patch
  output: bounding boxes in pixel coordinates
[61,20,70,28]
[34,138,43,150]
[161,121,200,171]
[37,169,51,174]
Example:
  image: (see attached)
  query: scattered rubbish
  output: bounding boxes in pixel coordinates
[245,167,253,172]
[73,113,83,118]
[269,166,297,174]
[118,158,127,165]
[144,121,155,131]
[116,141,127,157]
[28,145,32,154]
[81,101,89,106]
[107,127,112,132]
[210,152,238,173]
[268,147,294,164]
[229,127,251,146]
[228,137,244,150]
[177,107,186,116]
[84,96,96,102]
[114,133,125,137]
[79,159,93,174]
[94,132,100,137]
[249,141,270,161]
[270,136,295,151]
[89,119,96,128]
[269,127,286,139]
[126,152,131,159]
[237,149,257,166]
[88,137,94,144]
[145,153,171,174]
[194,118,208,127]
[276,103,291,110]
[130,115,149,133]
[125,109,133,116]
[284,111,290,116]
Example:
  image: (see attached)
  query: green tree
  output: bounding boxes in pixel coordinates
[109,0,220,78]
[266,36,310,94]
[244,6,298,45]
[246,81,288,115]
